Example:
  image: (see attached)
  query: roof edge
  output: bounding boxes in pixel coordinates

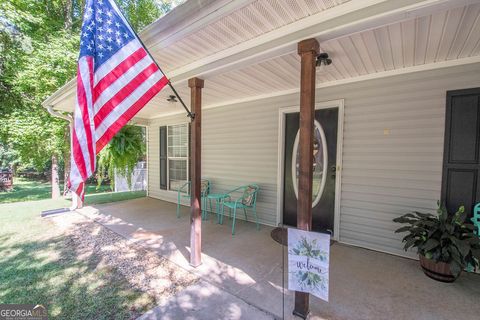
[42,78,76,108]
[43,0,254,109]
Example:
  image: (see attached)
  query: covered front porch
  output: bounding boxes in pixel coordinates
[78,197,479,319]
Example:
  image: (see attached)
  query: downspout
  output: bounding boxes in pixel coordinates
[45,106,81,211]
[46,105,72,122]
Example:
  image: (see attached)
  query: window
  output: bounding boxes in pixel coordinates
[160,124,189,191]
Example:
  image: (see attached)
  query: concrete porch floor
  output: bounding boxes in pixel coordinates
[78,197,480,320]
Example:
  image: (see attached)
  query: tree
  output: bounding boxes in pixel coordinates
[0,0,84,197]
[0,0,180,198]
[0,143,19,172]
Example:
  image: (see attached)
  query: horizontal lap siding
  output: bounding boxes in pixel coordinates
[340,92,444,257]
[147,106,279,226]
[326,66,480,257]
[203,105,279,225]
[146,64,480,256]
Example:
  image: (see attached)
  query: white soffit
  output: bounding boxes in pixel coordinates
[151,0,351,73]
[46,0,480,118]
[320,3,480,78]
[143,2,480,119]
[204,2,480,102]
[44,0,350,111]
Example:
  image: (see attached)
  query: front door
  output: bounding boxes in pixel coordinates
[442,88,480,216]
[283,107,338,234]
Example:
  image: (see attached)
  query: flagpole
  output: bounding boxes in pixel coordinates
[112,0,195,120]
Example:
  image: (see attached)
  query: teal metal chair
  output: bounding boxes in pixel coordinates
[220,184,259,235]
[469,203,480,272]
[176,179,210,219]
[472,203,480,236]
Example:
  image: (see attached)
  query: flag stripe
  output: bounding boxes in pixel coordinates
[77,57,96,173]
[96,75,168,151]
[94,54,153,114]
[93,47,147,102]
[71,126,88,181]
[95,70,164,139]
[94,62,158,127]
[94,39,141,84]
[73,103,92,178]
[69,161,83,190]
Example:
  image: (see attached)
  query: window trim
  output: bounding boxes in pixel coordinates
[165,122,189,192]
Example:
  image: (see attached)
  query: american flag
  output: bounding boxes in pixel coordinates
[69,0,168,200]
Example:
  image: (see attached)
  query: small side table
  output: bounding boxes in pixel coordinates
[207,193,229,224]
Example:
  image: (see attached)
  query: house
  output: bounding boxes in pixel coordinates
[43,0,480,316]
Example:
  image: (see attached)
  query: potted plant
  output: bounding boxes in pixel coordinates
[393,203,480,282]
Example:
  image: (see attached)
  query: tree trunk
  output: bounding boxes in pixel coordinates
[64,0,73,30]
[51,154,61,199]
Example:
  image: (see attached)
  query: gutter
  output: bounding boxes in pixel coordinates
[46,105,72,122]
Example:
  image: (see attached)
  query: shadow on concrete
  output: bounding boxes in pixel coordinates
[0,220,154,320]
[82,197,480,320]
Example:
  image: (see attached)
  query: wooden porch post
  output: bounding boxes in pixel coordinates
[294,38,319,319]
[188,77,204,267]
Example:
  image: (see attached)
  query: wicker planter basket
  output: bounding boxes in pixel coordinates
[419,255,460,283]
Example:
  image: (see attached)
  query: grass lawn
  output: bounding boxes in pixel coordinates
[0,197,154,319]
[0,177,113,204]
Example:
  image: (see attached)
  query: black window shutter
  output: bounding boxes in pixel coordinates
[159,126,167,190]
[441,88,480,217]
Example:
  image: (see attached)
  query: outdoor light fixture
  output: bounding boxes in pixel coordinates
[316,52,332,67]
[166,95,178,103]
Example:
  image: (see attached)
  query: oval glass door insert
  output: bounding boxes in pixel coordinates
[291,119,328,207]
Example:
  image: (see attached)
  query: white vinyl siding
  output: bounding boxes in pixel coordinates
[147,108,279,225]
[147,63,480,257]
[319,65,480,257]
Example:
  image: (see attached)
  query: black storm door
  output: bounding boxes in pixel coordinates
[283,107,338,234]
[442,88,480,217]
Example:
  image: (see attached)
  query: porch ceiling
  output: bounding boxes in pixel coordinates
[139,2,480,119]
[151,0,352,73]
[44,0,480,120]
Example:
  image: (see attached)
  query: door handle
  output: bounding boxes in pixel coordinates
[331,165,336,178]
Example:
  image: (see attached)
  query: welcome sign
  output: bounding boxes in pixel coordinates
[288,228,330,302]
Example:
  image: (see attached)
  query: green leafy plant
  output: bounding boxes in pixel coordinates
[393,203,480,276]
[96,125,145,189]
